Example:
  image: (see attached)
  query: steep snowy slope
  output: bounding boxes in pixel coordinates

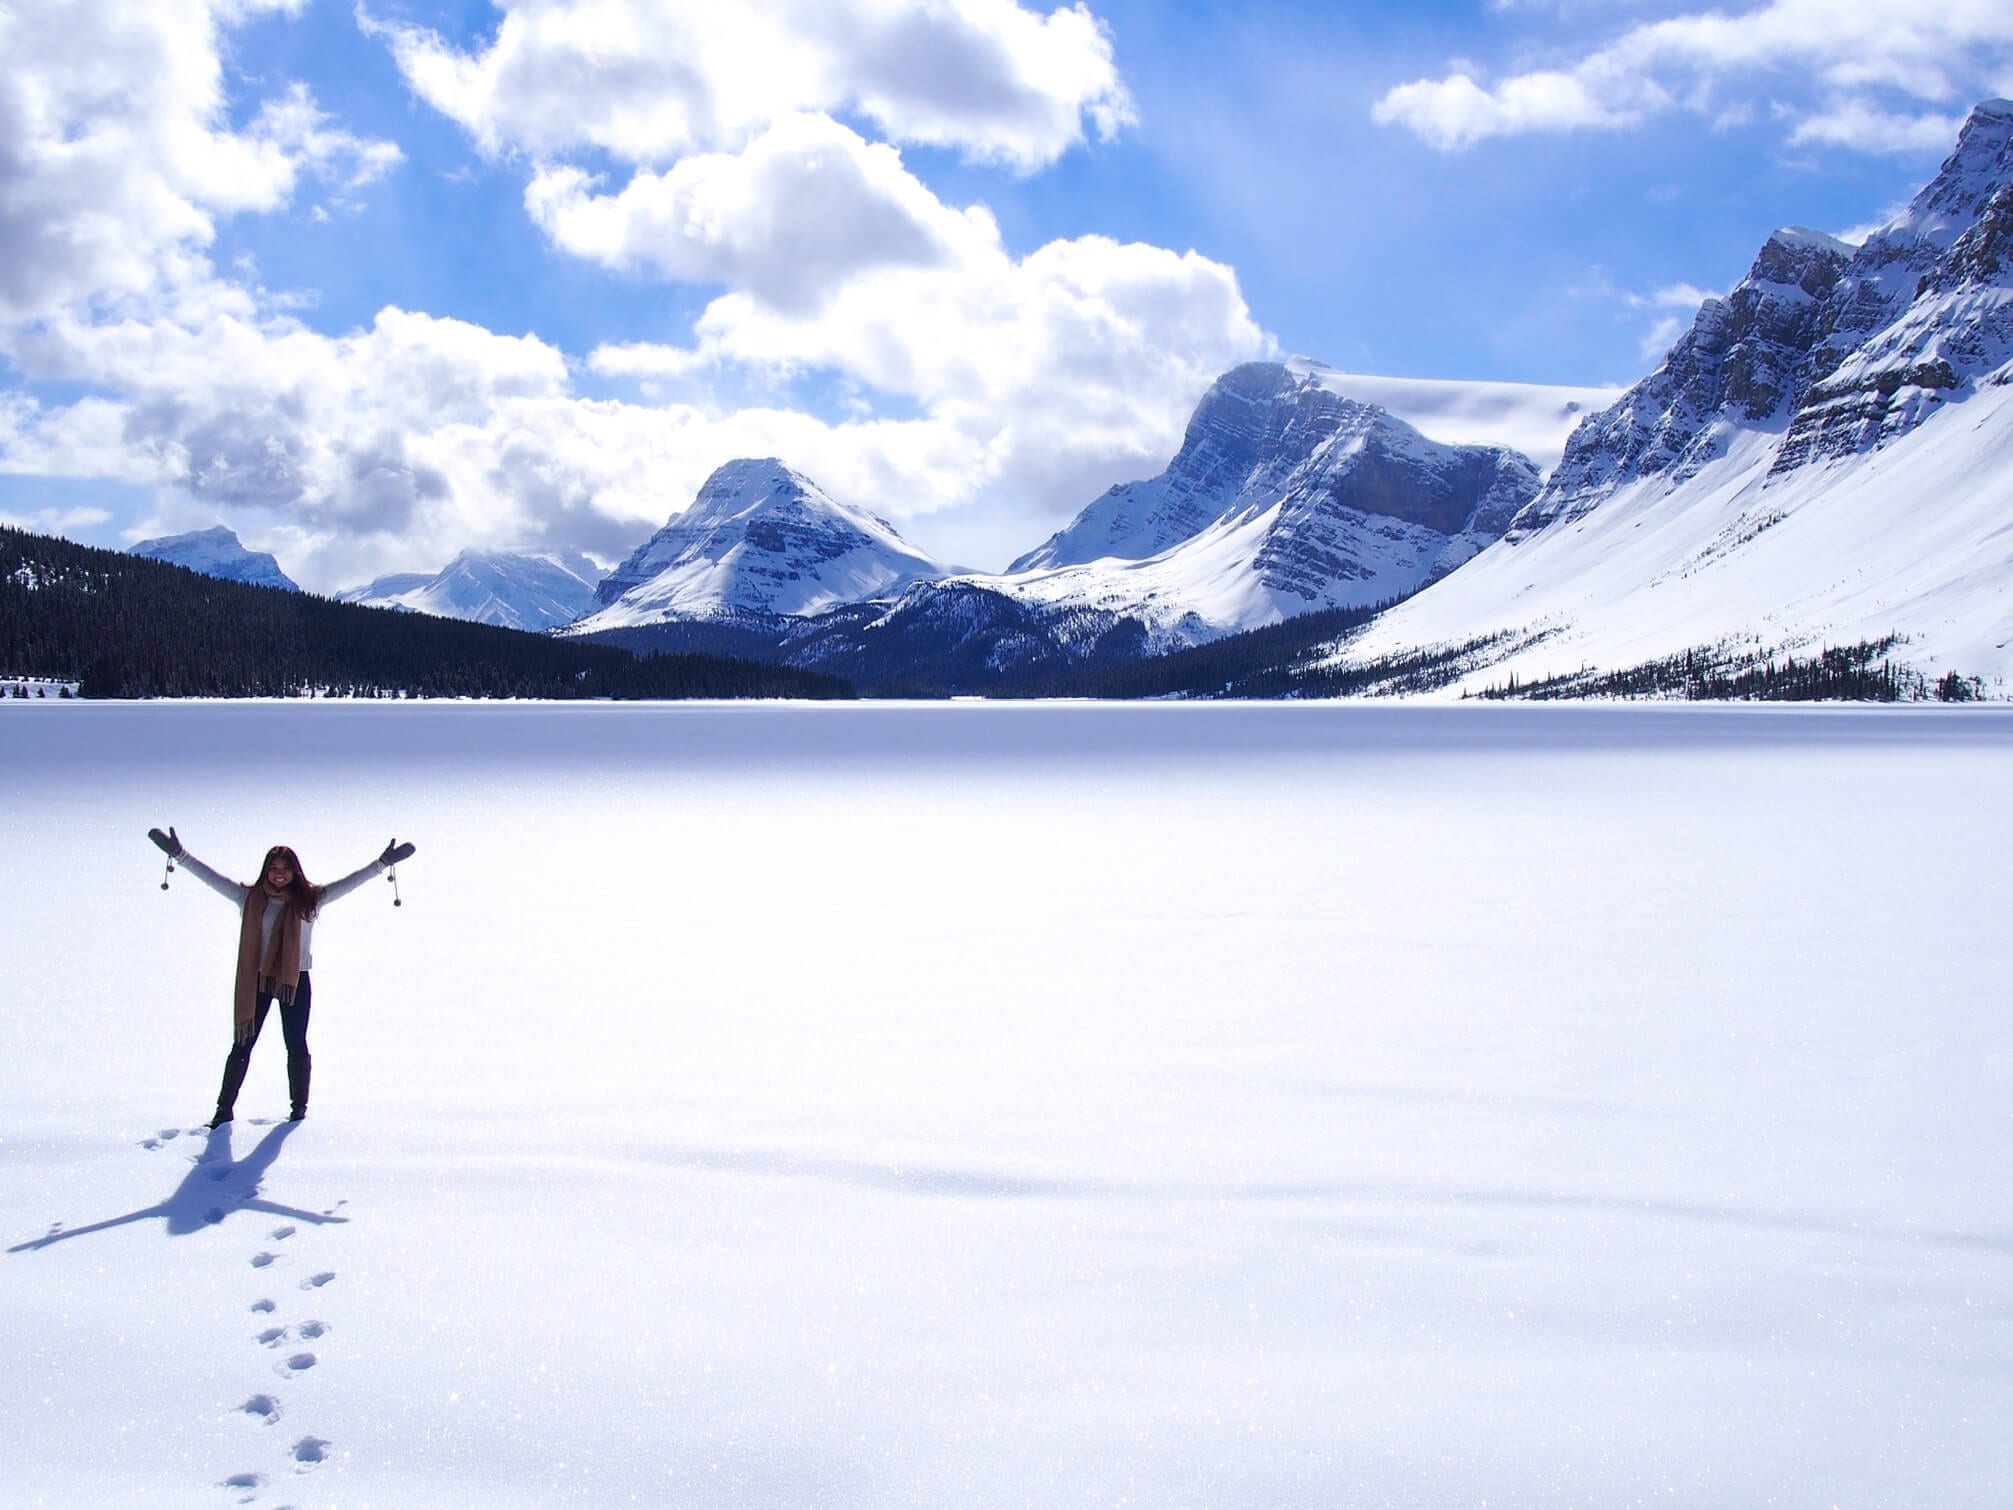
[572,458,952,630]
[129,526,299,592]
[1330,99,2013,695]
[337,550,601,632]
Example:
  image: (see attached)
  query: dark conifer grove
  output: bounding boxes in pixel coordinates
[1,525,852,700]
[1469,637,1921,701]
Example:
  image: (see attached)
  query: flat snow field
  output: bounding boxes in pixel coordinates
[3,701,2010,1508]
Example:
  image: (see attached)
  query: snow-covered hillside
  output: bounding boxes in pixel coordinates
[336,550,601,633]
[4,702,2010,1505]
[129,527,299,593]
[572,458,952,630]
[1331,99,2013,695]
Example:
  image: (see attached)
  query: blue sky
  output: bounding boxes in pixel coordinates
[2,0,2006,584]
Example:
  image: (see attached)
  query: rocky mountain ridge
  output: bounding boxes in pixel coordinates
[1013,362,1541,577]
[1516,99,2013,541]
[128,526,299,593]
[1323,98,2013,695]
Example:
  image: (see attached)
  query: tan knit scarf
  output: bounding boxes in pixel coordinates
[234,881,309,1043]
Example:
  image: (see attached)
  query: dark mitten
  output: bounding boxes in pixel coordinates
[148,826,183,857]
[380,838,416,866]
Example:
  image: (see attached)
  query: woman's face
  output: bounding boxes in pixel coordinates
[266,855,296,886]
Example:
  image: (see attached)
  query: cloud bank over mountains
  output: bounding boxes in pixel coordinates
[1,0,2006,592]
[0,0,1261,588]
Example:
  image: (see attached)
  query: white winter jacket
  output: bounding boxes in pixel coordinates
[178,849,385,969]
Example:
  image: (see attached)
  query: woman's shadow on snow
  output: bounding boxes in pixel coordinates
[7,1121,347,1253]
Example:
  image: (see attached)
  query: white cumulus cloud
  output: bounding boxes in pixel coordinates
[362,0,1135,172]
[0,0,401,322]
[525,114,979,314]
[1373,0,2013,153]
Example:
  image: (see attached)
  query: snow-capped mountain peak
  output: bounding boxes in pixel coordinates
[1009,361,1544,578]
[128,526,299,592]
[336,550,601,632]
[571,457,952,630]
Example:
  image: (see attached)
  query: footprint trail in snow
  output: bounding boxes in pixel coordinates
[175,1138,347,1496]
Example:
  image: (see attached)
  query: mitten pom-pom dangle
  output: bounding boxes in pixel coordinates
[379,836,415,909]
[148,825,180,890]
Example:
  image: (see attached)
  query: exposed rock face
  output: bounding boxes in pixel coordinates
[1015,364,1330,570]
[1510,230,1854,537]
[129,526,299,592]
[1013,363,1541,579]
[1515,99,2013,542]
[578,457,950,627]
[1773,101,2013,475]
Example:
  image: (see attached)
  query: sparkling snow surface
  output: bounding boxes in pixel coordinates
[4,702,2010,1507]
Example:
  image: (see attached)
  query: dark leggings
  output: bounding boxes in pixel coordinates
[214,970,312,1119]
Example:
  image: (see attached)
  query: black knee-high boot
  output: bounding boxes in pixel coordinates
[278,974,313,1121]
[212,1041,253,1125]
[212,993,274,1126]
[287,1052,311,1120]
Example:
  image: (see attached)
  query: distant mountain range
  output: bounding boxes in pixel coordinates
[561,363,1615,682]
[122,100,2013,698]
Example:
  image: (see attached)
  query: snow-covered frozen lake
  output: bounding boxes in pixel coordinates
[3,701,2010,1507]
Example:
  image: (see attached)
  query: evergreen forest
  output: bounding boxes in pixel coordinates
[0,526,851,700]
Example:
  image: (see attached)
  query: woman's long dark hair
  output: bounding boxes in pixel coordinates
[261,845,327,919]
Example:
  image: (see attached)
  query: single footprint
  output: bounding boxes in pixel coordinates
[278,1353,317,1375]
[291,1436,330,1468]
[160,1128,182,1141]
[250,1252,277,1269]
[140,1137,161,1151]
[220,1469,262,1497]
[238,1394,281,1425]
[256,1327,289,1348]
[251,1299,276,1314]
[296,1320,327,1340]
[300,1272,335,1290]
[270,1225,296,1241]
